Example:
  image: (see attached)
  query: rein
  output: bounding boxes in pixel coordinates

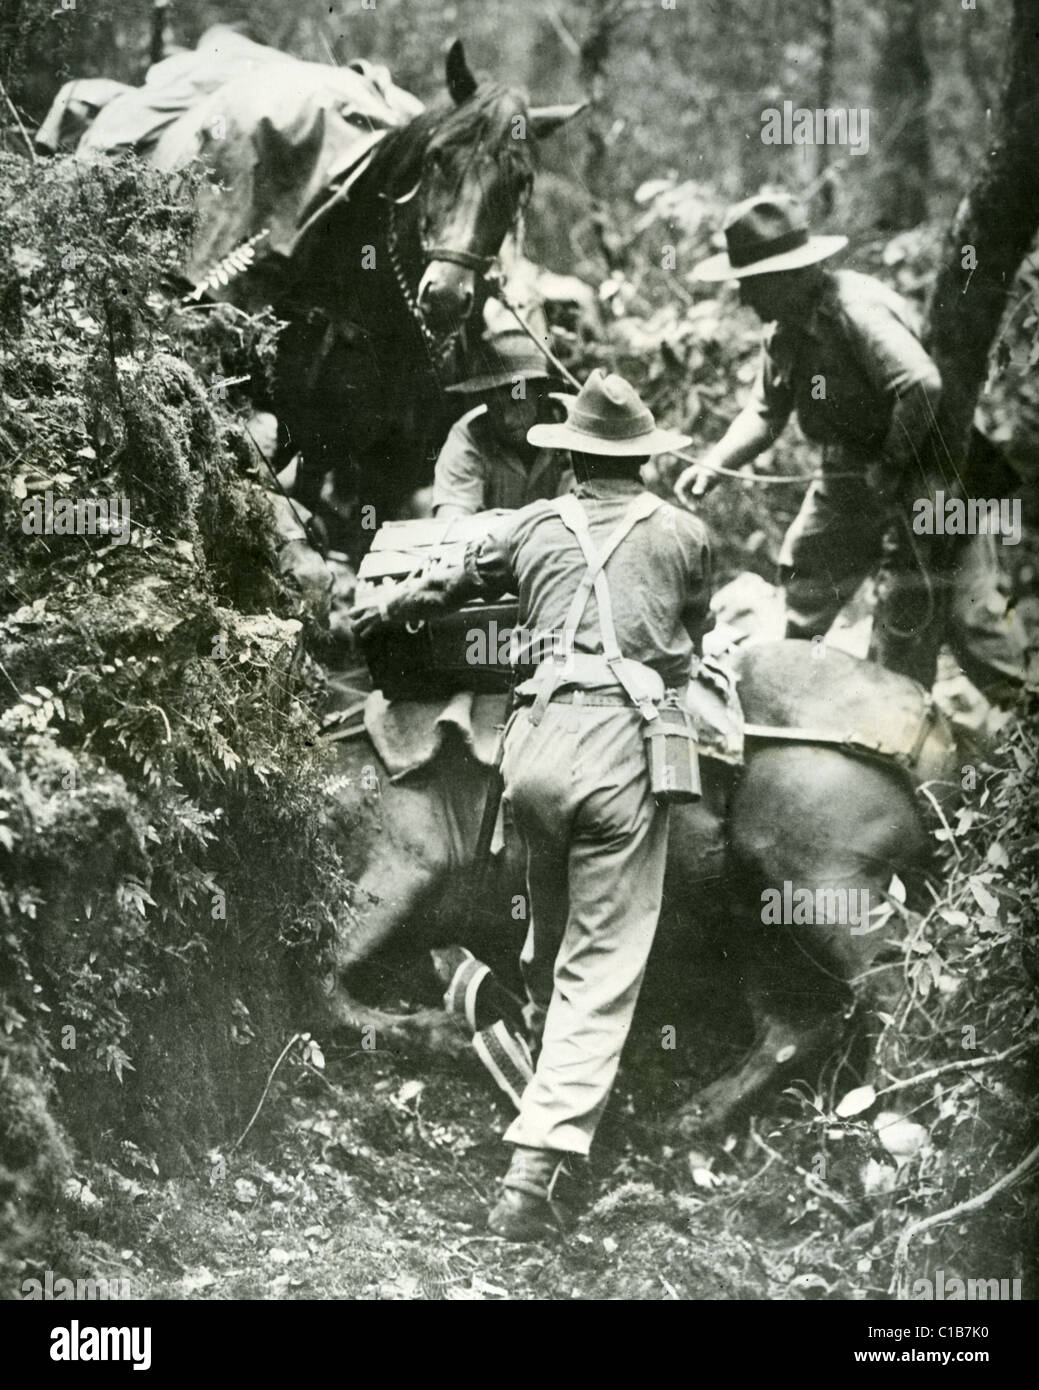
[489,275,863,490]
[384,189,480,389]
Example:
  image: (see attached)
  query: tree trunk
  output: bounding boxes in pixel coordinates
[816,0,836,215]
[577,0,613,200]
[924,0,1039,479]
[873,0,932,231]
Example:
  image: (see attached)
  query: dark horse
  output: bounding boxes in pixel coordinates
[249,43,581,560]
[136,39,581,557]
[320,643,961,1136]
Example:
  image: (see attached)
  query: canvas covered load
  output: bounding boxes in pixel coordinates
[43,24,423,296]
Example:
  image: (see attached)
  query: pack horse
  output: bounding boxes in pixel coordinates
[57,29,583,558]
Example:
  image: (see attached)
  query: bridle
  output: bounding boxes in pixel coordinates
[384,181,499,384]
[382,147,529,375]
[422,245,497,274]
[385,191,468,373]
[418,147,523,277]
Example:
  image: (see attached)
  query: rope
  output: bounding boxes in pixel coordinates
[879,510,938,640]
[486,271,582,388]
[486,275,856,487]
[672,449,856,486]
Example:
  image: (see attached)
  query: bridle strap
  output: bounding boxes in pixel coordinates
[423,245,496,274]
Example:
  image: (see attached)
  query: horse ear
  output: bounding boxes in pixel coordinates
[445,39,478,106]
[528,102,588,139]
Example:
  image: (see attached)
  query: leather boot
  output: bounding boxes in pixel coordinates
[487,1145,581,1242]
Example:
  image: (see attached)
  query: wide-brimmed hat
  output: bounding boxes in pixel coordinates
[527,369,691,457]
[445,331,554,394]
[692,194,847,282]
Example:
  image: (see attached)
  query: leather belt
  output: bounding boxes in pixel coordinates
[517,682,689,710]
[515,689,632,708]
[548,691,633,707]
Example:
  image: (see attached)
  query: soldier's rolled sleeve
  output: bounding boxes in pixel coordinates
[463,513,519,599]
[382,565,475,622]
[432,417,487,513]
[841,299,942,402]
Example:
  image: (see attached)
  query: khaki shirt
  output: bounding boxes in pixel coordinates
[433,405,574,512]
[466,476,714,686]
[748,270,940,456]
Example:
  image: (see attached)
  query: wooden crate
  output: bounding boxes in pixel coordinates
[356,513,524,699]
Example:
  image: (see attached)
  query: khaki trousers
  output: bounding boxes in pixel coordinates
[500,701,669,1155]
[779,473,1027,697]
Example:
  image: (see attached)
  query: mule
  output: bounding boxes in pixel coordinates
[319,641,960,1135]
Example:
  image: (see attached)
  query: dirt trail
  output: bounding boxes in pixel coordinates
[64,1039,892,1302]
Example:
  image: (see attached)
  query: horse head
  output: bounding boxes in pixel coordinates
[409,40,584,333]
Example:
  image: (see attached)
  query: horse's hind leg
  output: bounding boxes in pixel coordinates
[676,893,854,1136]
[675,745,925,1137]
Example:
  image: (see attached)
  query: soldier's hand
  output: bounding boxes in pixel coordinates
[674,459,719,508]
[328,606,356,651]
[348,600,385,640]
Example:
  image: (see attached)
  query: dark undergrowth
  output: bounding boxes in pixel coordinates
[0,152,351,1295]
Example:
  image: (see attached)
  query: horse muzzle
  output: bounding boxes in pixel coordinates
[416,258,478,331]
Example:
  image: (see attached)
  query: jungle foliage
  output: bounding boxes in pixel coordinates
[0,152,351,1287]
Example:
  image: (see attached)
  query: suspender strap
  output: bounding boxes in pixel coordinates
[556,493,659,636]
[527,493,662,725]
